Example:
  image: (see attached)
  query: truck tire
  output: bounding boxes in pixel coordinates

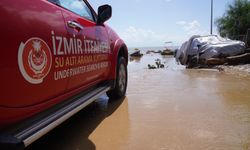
[107,57,127,99]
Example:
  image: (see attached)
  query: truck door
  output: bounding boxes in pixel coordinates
[0,0,70,107]
[57,0,112,92]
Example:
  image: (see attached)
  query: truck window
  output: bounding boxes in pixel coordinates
[58,0,94,21]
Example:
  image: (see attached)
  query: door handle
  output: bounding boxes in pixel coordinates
[67,21,83,30]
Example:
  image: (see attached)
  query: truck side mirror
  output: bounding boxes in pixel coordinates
[97,5,112,25]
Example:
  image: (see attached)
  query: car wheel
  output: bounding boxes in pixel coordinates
[107,57,127,99]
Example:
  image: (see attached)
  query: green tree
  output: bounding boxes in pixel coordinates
[216,0,250,38]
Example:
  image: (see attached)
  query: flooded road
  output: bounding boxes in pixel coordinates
[28,54,250,150]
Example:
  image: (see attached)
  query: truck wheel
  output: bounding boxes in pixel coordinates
[107,57,127,99]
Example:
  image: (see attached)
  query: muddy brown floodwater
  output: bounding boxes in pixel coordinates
[27,54,250,150]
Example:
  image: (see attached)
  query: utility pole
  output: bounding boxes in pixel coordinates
[210,0,213,35]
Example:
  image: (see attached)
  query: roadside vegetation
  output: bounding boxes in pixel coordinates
[216,0,250,38]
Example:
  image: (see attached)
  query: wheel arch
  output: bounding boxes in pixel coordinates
[117,44,128,65]
[109,39,128,88]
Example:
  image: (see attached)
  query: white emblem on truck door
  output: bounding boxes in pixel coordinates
[18,37,52,84]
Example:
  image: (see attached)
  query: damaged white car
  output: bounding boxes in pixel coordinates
[175,35,246,67]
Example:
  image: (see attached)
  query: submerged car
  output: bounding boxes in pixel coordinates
[175,35,246,67]
[0,0,128,149]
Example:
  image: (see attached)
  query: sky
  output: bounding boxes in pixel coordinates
[88,0,234,47]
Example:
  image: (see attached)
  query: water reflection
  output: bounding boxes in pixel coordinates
[129,56,142,63]
[126,55,250,150]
